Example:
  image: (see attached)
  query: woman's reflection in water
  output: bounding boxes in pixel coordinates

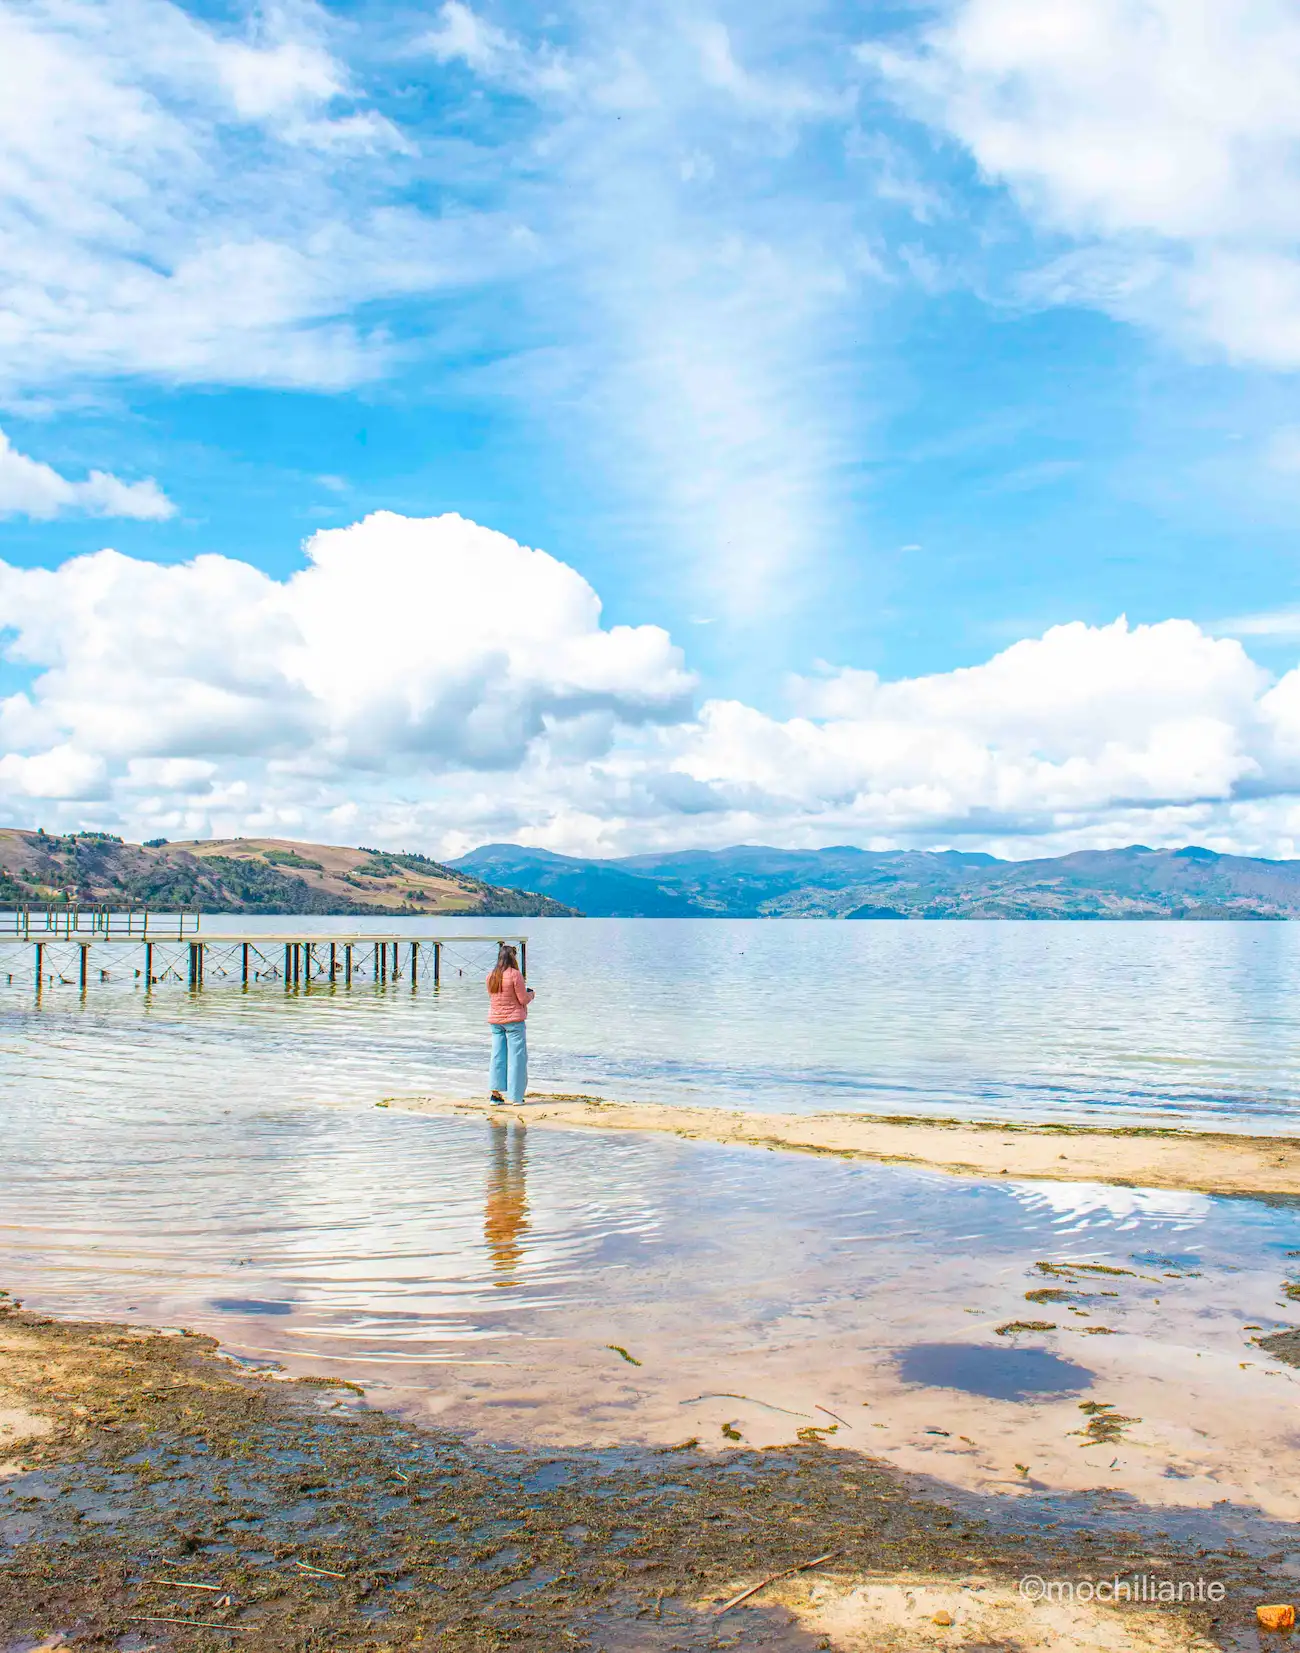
[484,1121,530,1284]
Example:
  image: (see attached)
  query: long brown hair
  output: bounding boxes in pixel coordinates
[487,943,519,994]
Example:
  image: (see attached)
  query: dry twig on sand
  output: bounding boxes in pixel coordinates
[715,1550,840,1616]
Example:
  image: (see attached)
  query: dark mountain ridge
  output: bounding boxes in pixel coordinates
[451,841,1300,919]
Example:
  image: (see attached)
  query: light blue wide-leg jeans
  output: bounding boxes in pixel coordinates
[489,1021,528,1103]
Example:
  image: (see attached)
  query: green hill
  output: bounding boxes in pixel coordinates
[0,830,579,917]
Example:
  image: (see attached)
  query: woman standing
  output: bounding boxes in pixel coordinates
[487,942,534,1105]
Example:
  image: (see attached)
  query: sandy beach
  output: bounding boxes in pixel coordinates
[391,1092,1300,1200]
[0,1305,1282,1651]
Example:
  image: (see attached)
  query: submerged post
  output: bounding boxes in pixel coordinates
[411,940,419,987]
[284,943,291,986]
[433,941,441,987]
[345,943,352,985]
[242,943,249,986]
[329,942,337,983]
[79,944,88,991]
[144,941,152,988]
[34,940,43,993]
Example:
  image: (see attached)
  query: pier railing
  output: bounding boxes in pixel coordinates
[0,921,525,993]
[1,906,200,940]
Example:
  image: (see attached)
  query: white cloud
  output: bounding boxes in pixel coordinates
[0,429,174,520]
[0,0,880,626]
[420,0,574,95]
[683,619,1269,830]
[0,511,693,835]
[867,0,1300,366]
[0,0,508,396]
[0,744,107,801]
[417,3,870,622]
[6,514,1300,857]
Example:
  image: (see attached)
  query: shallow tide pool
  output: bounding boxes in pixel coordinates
[4,1072,1300,1521]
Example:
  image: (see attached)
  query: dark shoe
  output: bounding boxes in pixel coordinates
[490,1091,505,1104]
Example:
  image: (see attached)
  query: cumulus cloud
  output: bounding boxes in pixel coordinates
[0,429,174,520]
[867,0,1300,365]
[683,619,1271,829]
[0,511,693,835]
[5,512,1300,857]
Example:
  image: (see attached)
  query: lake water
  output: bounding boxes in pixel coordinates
[3,915,1300,1129]
[4,917,1300,1521]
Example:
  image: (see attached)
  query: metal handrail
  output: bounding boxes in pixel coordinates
[0,906,200,939]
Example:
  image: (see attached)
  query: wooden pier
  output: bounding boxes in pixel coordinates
[1,907,526,993]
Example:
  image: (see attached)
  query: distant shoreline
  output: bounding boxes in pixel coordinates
[8,828,1300,920]
[389,1094,1300,1200]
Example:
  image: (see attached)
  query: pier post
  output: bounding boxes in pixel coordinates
[242,943,249,986]
[520,940,527,979]
[199,943,204,986]
[79,944,88,991]
[411,940,418,988]
[434,941,440,987]
[188,942,199,987]
[284,943,291,986]
[330,942,337,983]
[392,941,400,980]
[379,943,386,984]
[294,944,301,987]
[34,941,42,993]
[306,942,314,984]
[145,941,152,988]
[345,943,352,986]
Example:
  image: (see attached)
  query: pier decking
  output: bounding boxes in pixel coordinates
[1,907,526,992]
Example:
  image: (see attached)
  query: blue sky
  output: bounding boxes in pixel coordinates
[4,0,1300,857]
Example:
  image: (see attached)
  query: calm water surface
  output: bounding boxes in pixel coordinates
[5,917,1300,1510]
[3,916,1300,1128]
[0,1088,1293,1361]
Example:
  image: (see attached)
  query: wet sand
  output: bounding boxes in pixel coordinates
[393,1092,1300,1199]
[0,1305,1281,1651]
[278,1230,1300,1528]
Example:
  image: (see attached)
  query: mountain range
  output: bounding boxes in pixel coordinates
[450,842,1300,920]
[6,828,1299,919]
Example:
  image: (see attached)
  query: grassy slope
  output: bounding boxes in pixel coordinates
[0,830,578,917]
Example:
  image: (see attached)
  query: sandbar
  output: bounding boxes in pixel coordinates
[391,1092,1300,1199]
